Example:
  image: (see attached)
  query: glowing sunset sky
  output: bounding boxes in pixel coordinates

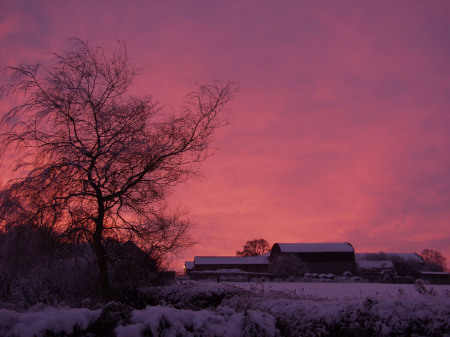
[1,1,450,268]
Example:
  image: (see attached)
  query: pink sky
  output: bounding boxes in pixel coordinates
[1,1,450,269]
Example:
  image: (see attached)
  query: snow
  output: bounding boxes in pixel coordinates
[274,242,354,253]
[1,281,449,336]
[421,271,450,275]
[129,281,450,337]
[229,281,450,300]
[194,256,270,265]
[115,306,278,337]
[223,281,450,335]
[0,307,101,337]
[194,268,255,274]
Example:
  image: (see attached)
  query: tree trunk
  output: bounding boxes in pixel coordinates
[93,231,111,300]
[93,208,112,300]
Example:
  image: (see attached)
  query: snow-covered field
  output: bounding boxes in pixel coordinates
[230,280,450,300]
[0,280,449,336]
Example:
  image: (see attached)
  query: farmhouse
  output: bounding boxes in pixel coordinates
[357,260,395,272]
[184,261,194,275]
[356,260,396,281]
[270,242,356,274]
[355,252,424,277]
[356,252,424,264]
[106,240,157,270]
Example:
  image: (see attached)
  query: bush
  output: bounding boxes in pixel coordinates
[140,282,242,310]
[0,226,166,308]
[0,226,101,308]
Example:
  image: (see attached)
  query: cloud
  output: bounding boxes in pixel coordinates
[1,1,450,267]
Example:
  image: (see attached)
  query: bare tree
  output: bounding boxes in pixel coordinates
[0,38,236,299]
[420,249,447,272]
[142,209,195,271]
[236,239,271,256]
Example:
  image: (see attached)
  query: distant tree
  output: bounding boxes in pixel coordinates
[269,255,307,279]
[0,38,236,299]
[420,249,447,272]
[236,239,270,256]
[389,256,423,277]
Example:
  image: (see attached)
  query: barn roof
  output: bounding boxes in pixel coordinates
[184,261,194,269]
[194,256,270,265]
[273,242,354,253]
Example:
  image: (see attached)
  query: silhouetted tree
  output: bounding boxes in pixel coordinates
[420,249,447,272]
[364,252,389,261]
[0,38,236,299]
[389,256,423,277]
[269,255,307,279]
[236,239,270,256]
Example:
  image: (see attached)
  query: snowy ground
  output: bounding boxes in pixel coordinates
[228,281,450,300]
[1,280,449,336]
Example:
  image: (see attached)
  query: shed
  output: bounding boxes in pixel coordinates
[270,242,355,275]
[419,271,450,285]
[193,255,270,273]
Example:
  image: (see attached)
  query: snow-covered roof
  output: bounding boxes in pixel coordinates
[355,253,424,263]
[387,253,424,262]
[184,261,194,269]
[420,271,450,275]
[357,260,394,270]
[274,243,354,253]
[193,268,257,274]
[194,256,270,265]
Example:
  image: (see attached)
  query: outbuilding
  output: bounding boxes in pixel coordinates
[193,255,270,273]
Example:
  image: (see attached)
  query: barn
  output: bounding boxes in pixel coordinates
[270,242,356,275]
